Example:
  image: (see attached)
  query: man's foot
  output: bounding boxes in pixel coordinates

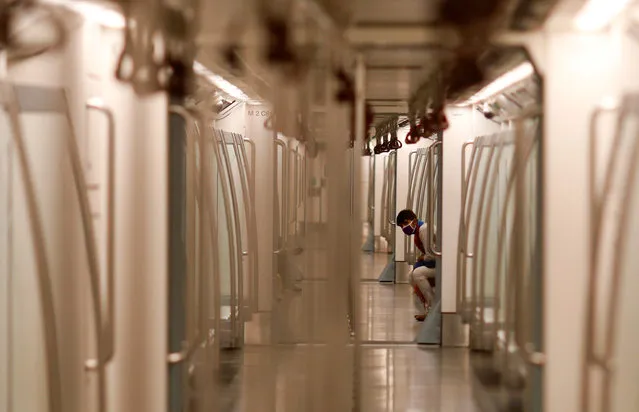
[414,314,426,322]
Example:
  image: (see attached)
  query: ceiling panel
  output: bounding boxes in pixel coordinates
[362,49,444,67]
[353,0,440,25]
[365,68,427,101]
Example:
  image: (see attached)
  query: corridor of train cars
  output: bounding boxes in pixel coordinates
[2,0,639,411]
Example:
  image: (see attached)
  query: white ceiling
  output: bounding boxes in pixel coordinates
[192,0,577,120]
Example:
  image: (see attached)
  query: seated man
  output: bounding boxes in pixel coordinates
[396,209,436,322]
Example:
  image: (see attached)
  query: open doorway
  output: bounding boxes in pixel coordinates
[359,123,442,345]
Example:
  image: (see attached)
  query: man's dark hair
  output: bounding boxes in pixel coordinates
[396,209,417,226]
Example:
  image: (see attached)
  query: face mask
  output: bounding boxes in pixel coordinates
[402,222,416,235]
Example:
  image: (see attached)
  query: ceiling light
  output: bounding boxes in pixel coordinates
[193,61,248,101]
[599,95,619,110]
[462,62,535,106]
[42,0,125,29]
[574,0,632,31]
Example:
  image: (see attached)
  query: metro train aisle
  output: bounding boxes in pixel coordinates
[216,252,480,412]
[5,0,639,412]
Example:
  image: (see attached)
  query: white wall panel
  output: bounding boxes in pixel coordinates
[7,14,88,412]
[215,103,247,134]
[441,107,472,313]
[245,103,274,312]
[543,31,619,412]
[95,26,168,412]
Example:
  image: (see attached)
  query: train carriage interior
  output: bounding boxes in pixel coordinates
[1,0,639,411]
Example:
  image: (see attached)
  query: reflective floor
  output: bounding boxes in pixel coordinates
[359,253,420,342]
[224,345,480,412]
[360,346,480,412]
[232,248,480,412]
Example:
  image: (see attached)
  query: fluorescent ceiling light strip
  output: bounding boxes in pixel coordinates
[193,61,248,101]
[574,0,632,31]
[42,0,125,29]
[464,62,534,106]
